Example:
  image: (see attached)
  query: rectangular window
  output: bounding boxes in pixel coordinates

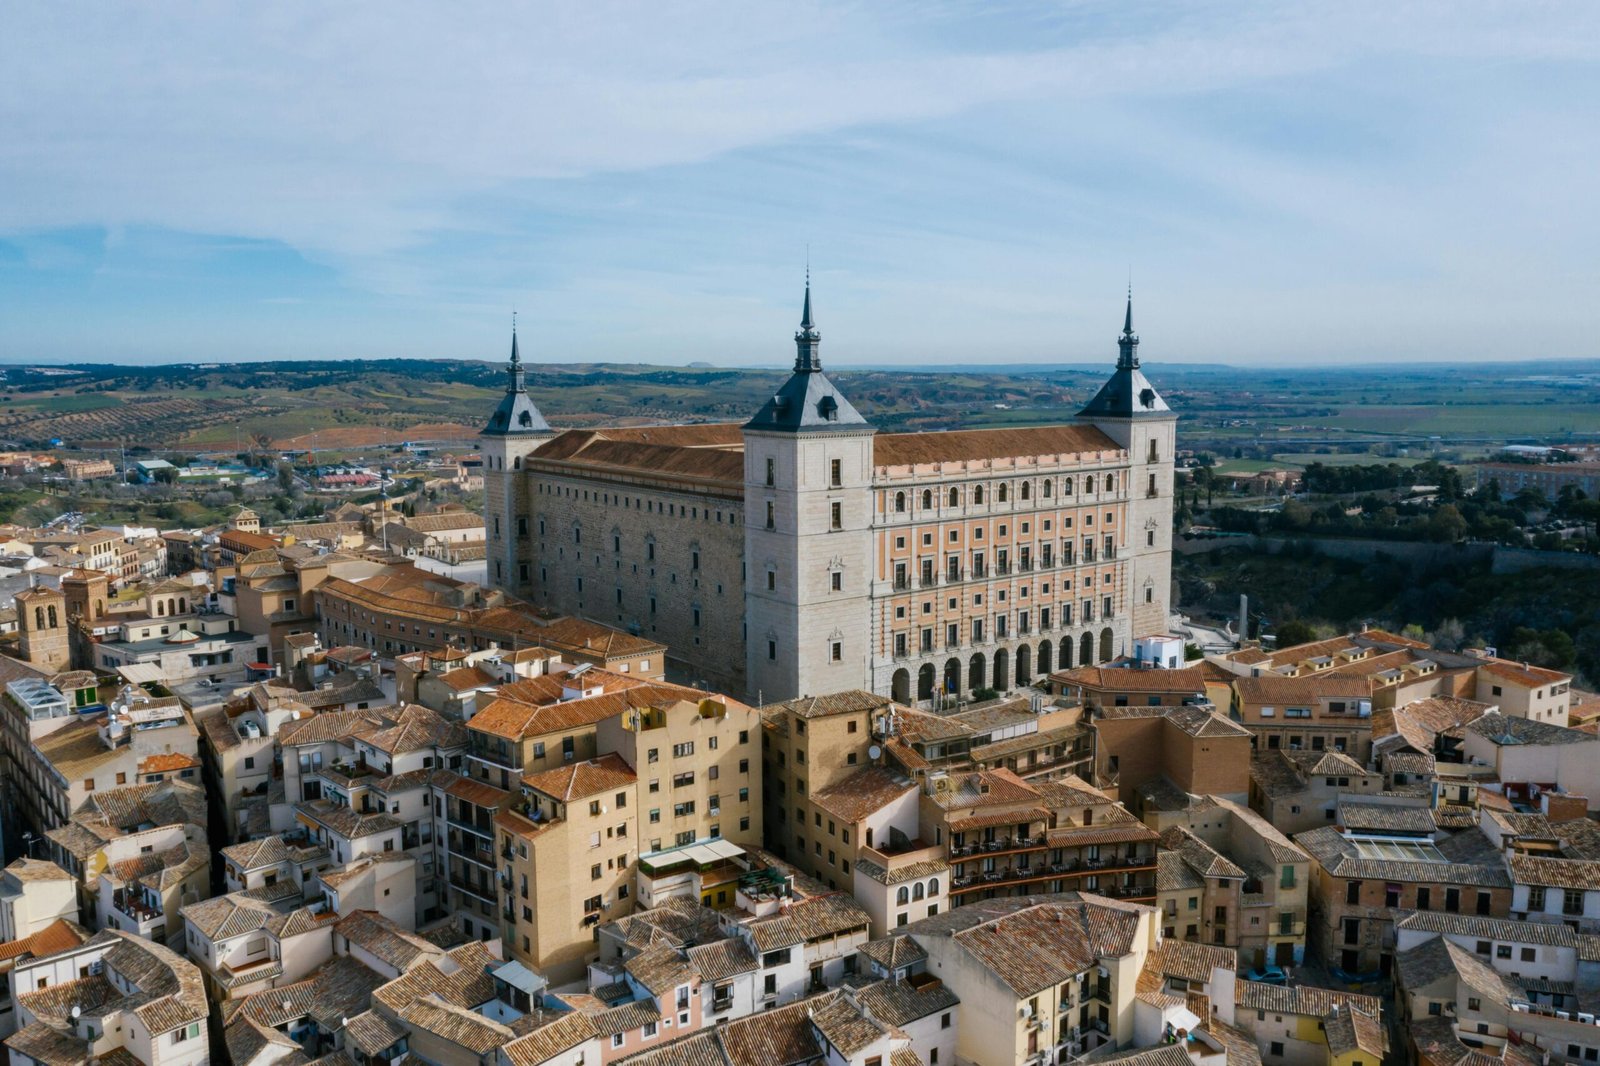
[831,458,842,487]
[766,457,775,486]
[831,502,842,530]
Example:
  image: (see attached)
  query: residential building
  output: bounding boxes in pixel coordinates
[1231,676,1376,763]
[1248,750,1383,836]
[0,919,90,1040]
[0,861,77,944]
[1092,706,1252,804]
[1295,822,1512,977]
[1231,983,1384,1066]
[4,928,209,1066]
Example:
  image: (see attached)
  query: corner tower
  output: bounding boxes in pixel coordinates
[481,323,552,596]
[743,278,875,702]
[1078,293,1178,641]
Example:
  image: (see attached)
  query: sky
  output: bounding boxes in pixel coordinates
[1,2,1597,368]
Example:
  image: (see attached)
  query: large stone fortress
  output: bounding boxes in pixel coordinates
[481,284,1176,703]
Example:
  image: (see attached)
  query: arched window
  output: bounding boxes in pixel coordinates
[1063,477,1074,495]
[178,598,187,614]
[47,606,57,627]
[1106,473,1117,492]
[912,882,925,901]
[155,601,165,617]
[974,485,985,505]
[897,886,910,906]
[1020,481,1030,500]
[949,488,959,507]
[34,606,44,629]
[922,489,933,510]
[929,877,940,896]
[895,491,906,513]
[1042,479,1052,498]
[1085,475,1096,494]
[997,483,1008,503]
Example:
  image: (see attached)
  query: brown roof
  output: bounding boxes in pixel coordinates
[502,1011,599,1066]
[1234,674,1374,703]
[1479,658,1571,687]
[1052,666,1207,693]
[522,753,637,802]
[874,423,1121,466]
[758,689,891,720]
[811,767,916,824]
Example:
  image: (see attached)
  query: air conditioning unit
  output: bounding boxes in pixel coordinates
[1511,1004,1528,1013]
[1020,1004,1034,1019]
[1578,1013,1594,1024]
[1557,1011,1572,1021]
[88,961,103,976]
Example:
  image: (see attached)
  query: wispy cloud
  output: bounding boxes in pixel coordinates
[1,1,1596,363]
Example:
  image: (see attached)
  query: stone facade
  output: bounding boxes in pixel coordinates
[482,289,1177,703]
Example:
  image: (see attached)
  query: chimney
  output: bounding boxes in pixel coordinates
[1238,594,1248,645]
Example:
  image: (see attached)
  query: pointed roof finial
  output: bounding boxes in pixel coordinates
[801,269,814,332]
[1123,285,1134,336]
[510,311,521,365]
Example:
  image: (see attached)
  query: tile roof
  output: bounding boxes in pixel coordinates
[1234,979,1382,1018]
[401,996,516,1054]
[180,891,284,940]
[1395,936,1459,990]
[1053,666,1207,693]
[1338,802,1437,834]
[875,423,1120,466]
[809,767,917,824]
[758,689,892,720]
[853,975,960,1025]
[1165,706,1253,739]
[851,857,949,887]
[1151,939,1237,982]
[1234,674,1374,703]
[807,988,890,1056]
[614,1030,727,1066]
[0,918,89,964]
[910,893,1149,997]
[1325,1006,1386,1058]
[1509,854,1600,891]
[625,942,697,996]
[1160,827,1246,881]
[926,767,1041,810]
[857,935,928,972]
[370,941,497,1015]
[501,1011,599,1066]
[333,909,442,971]
[342,1010,410,1056]
[3,857,74,883]
[1157,851,1206,893]
[717,996,824,1065]
[522,753,637,802]
[1294,825,1510,887]
[1478,658,1571,687]
[221,834,292,871]
[1467,711,1593,747]
[686,937,758,982]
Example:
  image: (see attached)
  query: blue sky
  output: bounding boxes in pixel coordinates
[1,1,1596,367]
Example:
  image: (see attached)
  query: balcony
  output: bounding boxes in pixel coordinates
[920,574,940,589]
[893,576,912,591]
[949,834,1048,859]
[448,873,498,904]
[950,854,1156,897]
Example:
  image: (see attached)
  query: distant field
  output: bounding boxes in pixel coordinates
[1211,459,1287,474]
[3,393,123,413]
[1270,453,1431,468]
[1302,404,1600,436]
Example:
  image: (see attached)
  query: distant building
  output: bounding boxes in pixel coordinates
[1477,461,1600,499]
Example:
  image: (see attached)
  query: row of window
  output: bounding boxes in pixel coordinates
[888,472,1127,514]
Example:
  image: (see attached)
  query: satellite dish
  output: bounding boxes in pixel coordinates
[71,1006,81,1020]
[867,744,883,761]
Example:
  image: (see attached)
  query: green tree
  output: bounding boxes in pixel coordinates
[1426,504,1467,543]
[1273,619,1318,647]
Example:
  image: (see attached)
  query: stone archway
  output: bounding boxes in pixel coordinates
[1015,644,1032,686]
[917,663,936,702]
[892,668,911,704]
[1059,636,1073,670]
[969,653,986,692]
[944,658,962,698]
[1100,627,1114,663]
[1038,639,1052,677]
[993,648,1010,691]
[1079,632,1095,667]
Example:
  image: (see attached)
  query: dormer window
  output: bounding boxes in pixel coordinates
[817,396,838,420]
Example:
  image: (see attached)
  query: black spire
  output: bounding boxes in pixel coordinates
[1117,288,1139,370]
[482,315,549,436]
[793,271,821,373]
[507,316,526,393]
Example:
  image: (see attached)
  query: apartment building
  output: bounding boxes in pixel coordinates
[1248,750,1384,836]
[1047,665,1210,712]
[4,928,209,1066]
[1461,713,1600,813]
[1093,706,1252,804]
[0,918,90,1041]
[0,860,77,944]
[483,293,1177,703]
[495,755,639,981]
[1231,983,1384,1066]
[1232,676,1376,763]
[91,821,209,949]
[1214,630,1573,725]
[1295,822,1512,977]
